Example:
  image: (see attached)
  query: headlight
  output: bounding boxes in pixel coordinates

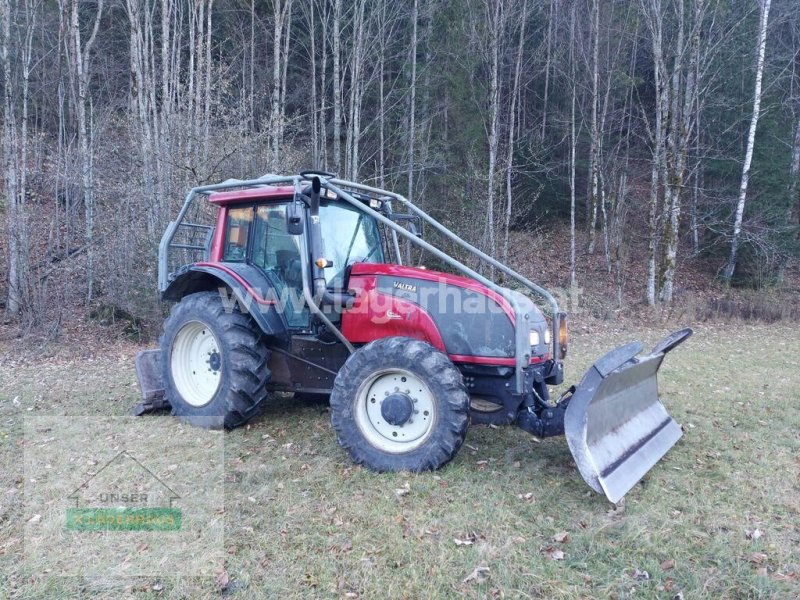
[529,330,540,346]
[544,328,551,345]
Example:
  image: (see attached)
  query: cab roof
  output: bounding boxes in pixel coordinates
[207,185,295,206]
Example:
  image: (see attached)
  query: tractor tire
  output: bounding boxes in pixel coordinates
[330,337,469,472]
[161,291,271,429]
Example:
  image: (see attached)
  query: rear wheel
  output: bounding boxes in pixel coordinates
[161,291,271,429]
[330,337,469,472]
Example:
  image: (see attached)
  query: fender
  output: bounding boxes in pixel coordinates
[163,263,287,337]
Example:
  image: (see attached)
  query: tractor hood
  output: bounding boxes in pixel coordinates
[348,263,546,322]
[344,263,549,362]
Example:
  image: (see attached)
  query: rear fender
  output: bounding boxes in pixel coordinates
[163,264,287,337]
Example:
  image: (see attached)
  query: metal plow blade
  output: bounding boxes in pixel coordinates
[564,328,693,504]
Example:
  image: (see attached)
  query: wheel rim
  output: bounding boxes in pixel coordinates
[353,369,436,454]
[170,321,222,407]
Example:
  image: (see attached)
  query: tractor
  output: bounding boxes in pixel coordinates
[134,171,691,503]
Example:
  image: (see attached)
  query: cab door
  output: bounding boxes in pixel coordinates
[249,203,311,329]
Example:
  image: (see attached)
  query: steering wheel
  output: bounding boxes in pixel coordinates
[300,170,336,179]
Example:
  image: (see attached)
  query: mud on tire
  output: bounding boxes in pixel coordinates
[330,337,469,472]
[161,291,271,429]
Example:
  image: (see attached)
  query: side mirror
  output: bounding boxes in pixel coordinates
[391,213,423,238]
[287,201,304,235]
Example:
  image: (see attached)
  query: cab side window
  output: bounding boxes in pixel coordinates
[251,204,309,328]
[223,207,253,262]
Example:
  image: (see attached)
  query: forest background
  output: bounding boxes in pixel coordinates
[2,0,799,337]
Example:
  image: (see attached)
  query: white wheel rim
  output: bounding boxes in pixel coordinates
[170,321,222,407]
[353,369,437,454]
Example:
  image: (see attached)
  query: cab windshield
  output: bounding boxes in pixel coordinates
[319,202,384,287]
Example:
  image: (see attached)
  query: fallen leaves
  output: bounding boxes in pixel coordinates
[540,545,565,561]
[660,559,675,571]
[394,482,410,497]
[552,531,570,543]
[745,528,762,540]
[606,498,626,518]
[454,534,476,547]
[215,569,230,591]
[462,564,490,584]
[746,552,768,565]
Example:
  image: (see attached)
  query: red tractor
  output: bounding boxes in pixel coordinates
[135,171,691,503]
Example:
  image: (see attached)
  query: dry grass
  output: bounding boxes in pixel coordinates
[1,321,799,599]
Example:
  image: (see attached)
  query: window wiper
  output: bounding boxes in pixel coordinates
[342,214,364,268]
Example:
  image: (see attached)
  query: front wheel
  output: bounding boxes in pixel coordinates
[330,337,469,472]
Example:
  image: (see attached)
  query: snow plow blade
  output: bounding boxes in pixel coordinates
[564,328,692,504]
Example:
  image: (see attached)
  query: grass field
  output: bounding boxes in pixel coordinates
[1,321,798,599]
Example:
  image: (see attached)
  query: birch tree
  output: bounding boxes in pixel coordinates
[502,0,529,263]
[332,0,342,173]
[69,0,103,302]
[587,0,601,254]
[483,0,504,258]
[724,0,772,283]
[269,0,292,170]
[407,0,419,201]
[569,2,578,288]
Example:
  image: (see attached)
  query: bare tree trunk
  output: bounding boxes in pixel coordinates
[332,0,342,173]
[413,0,434,203]
[569,3,577,288]
[319,0,328,170]
[641,0,667,305]
[587,0,600,254]
[540,0,554,141]
[269,0,290,170]
[159,0,175,215]
[658,0,690,303]
[279,3,291,157]
[378,0,387,188]
[503,0,528,264]
[249,0,255,131]
[610,173,628,308]
[407,0,419,201]
[346,0,366,180]
[690,53,701,255]
[484,0,503,258]
[789,113,800,256]
[186,0,198,177]
[1,0,21,315]
[724,0,771,283]
[203,0,214,167]
[127,0,157,236]
[309,0,319,167]
[70,0,103,303]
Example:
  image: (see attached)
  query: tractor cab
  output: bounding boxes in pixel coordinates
[204,184,390,329]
